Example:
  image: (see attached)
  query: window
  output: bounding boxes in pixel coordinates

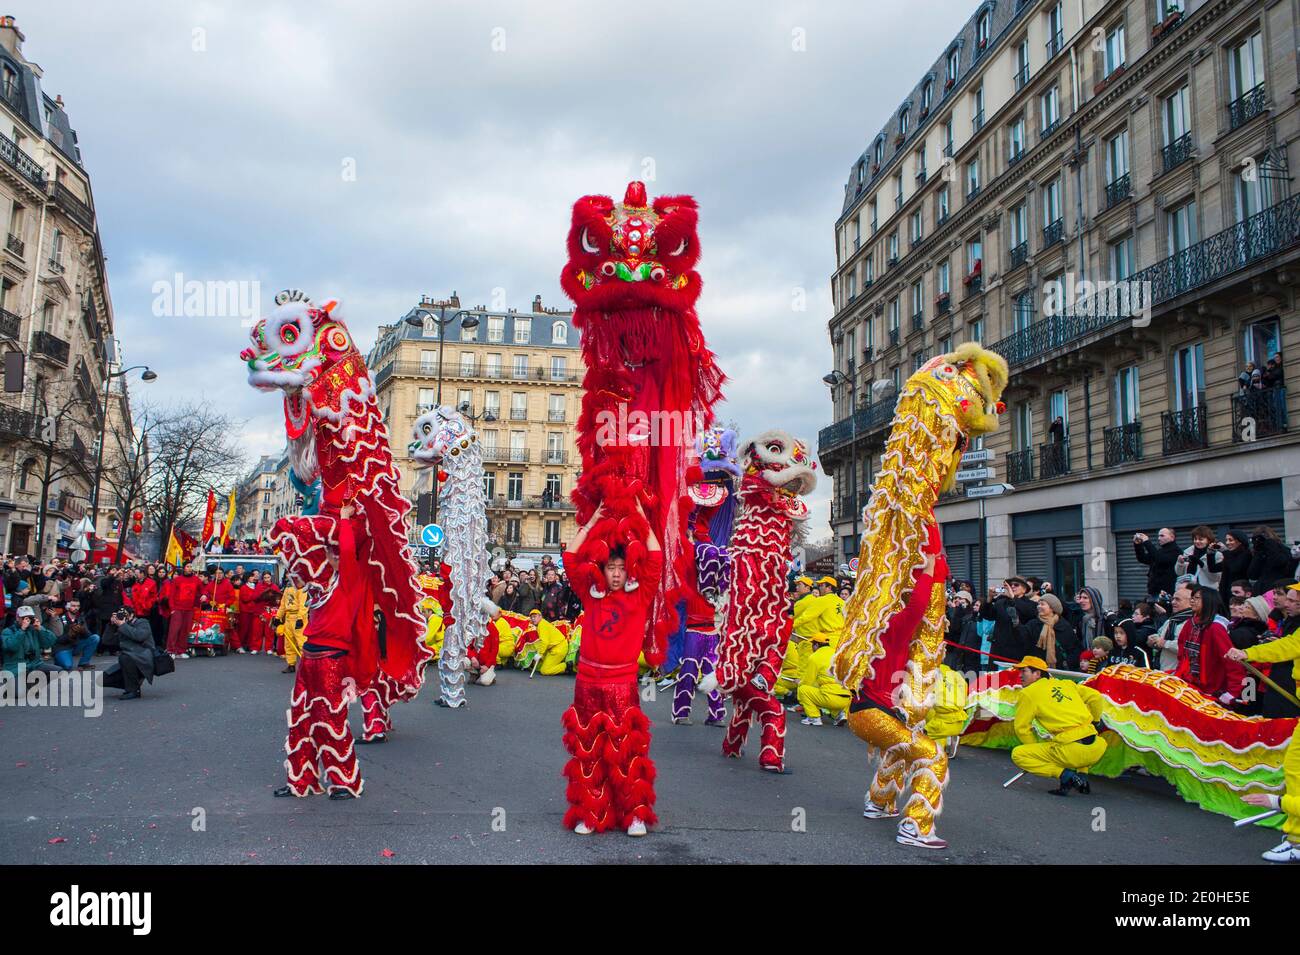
[894,174,904,211]
[946,46,960,84]
[863,253,874,285]
[976,10,991,50]
[1173,343,1204,411]
[972,85,985,131]
[1162,85,1191,145]
[548,394,565,420]
[1041,87,1061,135]
[912,350,928,372]
[1110,235,1133,280]
[1042,177,1062,227]
[483,429,499,451]
[899,107,910,138]
[1008,116,1026,160]
[910,209,923,244]
[911,279,924,321]
[545,473,563,499]
[460,321,477,342]
[1013,402,1033,450]
[888,297,900,335]
[513,317,531,344]
[965,157,980,197]
[417,387,435,411]
[459,351,476,375]
[937,259,951,295]
[965,237,982,274]
[456,388,472,412]
[485,352,502,377]
[943,116,954,153]
[487,316,505,343]
[546,432,564,463]
[1106,130,1129,183]
[1050,389,1069,437]
[1104,24,1126,78]
[873,137,884,166]
[1160,0,1185,20]
[510,392,527,418]
[1114,366,1140,426]
[484,391,501,417]
[937,186,950,224]
[891,365,902,393]
[1046,3,1064,56]
[544,519,561,546]
[915,146,927,181]
[420,349,438,373]
[551,321,568,344]
[483,472,496,499]
[869,199,879,233]
[550,355,567,380]
[1229,31,1264,100]
[922,78,934,111]
[512,354,529,378]
[1015,37,1031,88]
[1167,200,1197,255]
[506,518,521,544]
[887,231,899,263]
[1244,317,1280,367]
[1235,152,1273,222]
[1014,289,1035,330]
[970,318,983,342]
[1009,202,1028,249]
[846,271,857,300]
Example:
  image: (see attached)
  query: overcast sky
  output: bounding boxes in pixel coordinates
[22,0,974,541]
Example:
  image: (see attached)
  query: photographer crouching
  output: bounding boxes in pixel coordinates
[110,606,156,701]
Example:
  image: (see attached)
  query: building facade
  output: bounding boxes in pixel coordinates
[822,0,1300,606]
[232,455,280,544]
[368,292,585,557]
[0,17,125,559]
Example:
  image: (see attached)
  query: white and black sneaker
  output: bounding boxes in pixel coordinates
[1262,839,1300,863]
[863,796,899,819]
[896,817,948,850]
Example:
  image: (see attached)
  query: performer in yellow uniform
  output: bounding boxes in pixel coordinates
[275,584,309,673]
[524,608,569,675]
[796,643,852,725]
[1010,656,1107,796]
[775,577,818,698]
[1228,607,1300,863]
[924,663,969,757]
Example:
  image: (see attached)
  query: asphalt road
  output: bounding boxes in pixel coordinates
[0,654,1271,864]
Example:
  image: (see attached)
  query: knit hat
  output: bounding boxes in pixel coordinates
[1039,593,1064,615]
[1244,596,1271,622]
[954,590,973,605]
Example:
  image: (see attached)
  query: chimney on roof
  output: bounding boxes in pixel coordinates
[533,294,544,313]
[449,291,460,308]
[0,16,23,57]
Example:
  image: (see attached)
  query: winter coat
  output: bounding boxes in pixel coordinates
[1134,539,1181,597]
[115,617,156,683]
[1248,536,1296,592]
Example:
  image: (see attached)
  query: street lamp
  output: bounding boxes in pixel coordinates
[824,366,860,557]
[91,364,157,534]
[404,304,479,528]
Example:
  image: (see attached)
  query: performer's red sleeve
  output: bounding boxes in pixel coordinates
[563,551,592,595]
[639,550,664,605]
[886,571,936,645]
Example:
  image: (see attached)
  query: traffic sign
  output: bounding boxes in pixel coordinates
[965,483,1013,499]
[848,557,859,573]
[419,523,445,547]
[955,466,995,483]
[960,449,994,466]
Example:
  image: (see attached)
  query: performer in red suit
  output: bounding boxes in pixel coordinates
[276,504,370,799]
[234,573,266,654]
[164,564,201,657]
[199,568,236,612]
[560,501,661,836]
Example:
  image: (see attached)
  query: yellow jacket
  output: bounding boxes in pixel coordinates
[1014,678,1105,746]
[925,664,969,738]
[423,605,446,653]
[531,618,568,654]
[493,618,518,660]
[793,593,844,645]
[275,587,308,638]
[791,594,820,640]
[1245,626,1300,665]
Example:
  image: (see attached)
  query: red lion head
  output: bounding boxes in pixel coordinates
[560,181,701,312]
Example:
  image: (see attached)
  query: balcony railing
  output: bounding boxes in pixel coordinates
[547,410,566,422]
[1103,422,1143,466]
[33,330,69,365]
[911,313,924,334]
[0,403,34,439]
[488,494,575,512]
[1161,405,1207,455]
[0,307,19,341]
[1105,172,1132,208]
[991,194,1300,368]
[1162,132,1193,174]
[972,110,985,133]
[832,495,861,522]
[1007,447,1034,485]
[1046,30,1063,58]
[543,449,568,464]
[964,272,983,296]
[0,132,44,188]
[817,398,899,456]
[1228,84,1267,131]
[888,327,900,348]
[1233,388,1288,442]
[482,447,531,464]
[509,408,528,421]
[1014,65,1030,90]
[53,183,95,232]
[1039,440,1070,480]
[1009,240,1028,269]
[1042,217,1064,247]
[5,233,22,257]
[1041,117,1060,138]
[936,295,951,315]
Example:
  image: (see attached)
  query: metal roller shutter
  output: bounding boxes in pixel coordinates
[1055,536,1084,557]
[1116,520,1286,602]
[1014,539,1049,581]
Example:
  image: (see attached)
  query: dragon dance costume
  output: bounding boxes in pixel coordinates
[716,431,817,773]
[556,181,725,833]
[834,343,1007,847]
[242,289,428,797]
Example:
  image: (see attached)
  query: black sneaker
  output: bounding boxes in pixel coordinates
[328,789,357,800]
[273,785,295,798]
[120,691,141,700]
[1072,773,1091,796]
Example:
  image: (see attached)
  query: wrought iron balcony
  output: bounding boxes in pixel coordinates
[1233,388,1289,442]
[817,398,898,456]
[1042,217,1064,247]
[543,449,568,465]
[53,183,95,232]
[936,295,951,315]
[991,194,1300,368]
[1014,65,1030,90]
[1046,30,1063,59]
[972,110,985,133]
[509,408,528,420]
[911,313,924,334]
[1009,241,1029,269]
[547,410,566,422]
[1041,117,1060,138]
[1103,422,1143,466]
[0,403,34,439]
[0,307,18,341]
[1161,405,1206,455]
[967,184,981,202]
[1162,133,1192,173]
[964,273,983,296]
[1105,172,1132,208]
[888,327,900,348]
[5,233,22,257]
[1007,447,1034,485]
[373,364,393,389]
[1039,440,1070,480]
[832,495,860,523]
[0,132,44,188]
[1228,85,1266,131]
[33,330,69,365]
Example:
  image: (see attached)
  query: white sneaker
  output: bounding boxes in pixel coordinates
[863,797,899,819]
[573,821,594,835]
[835,713,848,726]
[251,650,260,655]
[1262,839,1300,863]
[945,736,960,758]
[656,676,676,690]
[236,648,246,654]
[626,817,647,837]
[800,717,823,726]
[476,667,496,687]
[896,817,948,850]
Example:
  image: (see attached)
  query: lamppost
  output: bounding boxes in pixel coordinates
[91,364,157,533]
[403,304,479,529]
[823,366,859,557]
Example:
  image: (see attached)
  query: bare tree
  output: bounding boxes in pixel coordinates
[98,402,165,564]
[25,376,100,557]
[143,402,247,560]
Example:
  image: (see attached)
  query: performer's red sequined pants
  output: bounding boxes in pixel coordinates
[284,652,362,796]
[722,644,786,770]
[561,676,657,832]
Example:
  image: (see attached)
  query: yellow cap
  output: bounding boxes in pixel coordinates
[1288,582,1300,592]
[795,576,814,587]
[1014,655,1050,671]
[817,576,837,587]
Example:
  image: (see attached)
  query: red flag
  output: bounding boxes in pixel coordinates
[176,528,199,563]
[201,489,217,543]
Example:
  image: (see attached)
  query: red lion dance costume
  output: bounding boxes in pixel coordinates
[242,289,429,797]
[715,431,817,773]
[558,181,725,833]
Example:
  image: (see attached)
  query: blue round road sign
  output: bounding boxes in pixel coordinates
[420,523,445,547]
